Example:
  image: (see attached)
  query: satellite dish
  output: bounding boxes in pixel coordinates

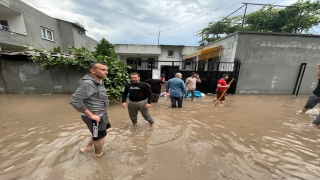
[199,40,208,46]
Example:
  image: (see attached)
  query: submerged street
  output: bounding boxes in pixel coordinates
[0,94,319,180]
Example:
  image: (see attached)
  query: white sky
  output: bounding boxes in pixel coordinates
[21,0,306,46]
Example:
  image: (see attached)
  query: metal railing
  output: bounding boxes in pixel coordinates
[127,60,236,72]
[126,60,242,94]
[0,24,27,35]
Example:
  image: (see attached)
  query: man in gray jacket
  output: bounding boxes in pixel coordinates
[70,62,110,157]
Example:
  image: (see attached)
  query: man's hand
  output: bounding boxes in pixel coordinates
[89,114,101,124]
[317,63,320,67]
[122,103,127,108]
[226,85,230,88]
[145,104,151,109]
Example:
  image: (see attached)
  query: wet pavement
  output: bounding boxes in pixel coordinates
[0,94,319,180]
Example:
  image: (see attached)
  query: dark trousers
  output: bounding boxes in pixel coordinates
[170,96,183,108]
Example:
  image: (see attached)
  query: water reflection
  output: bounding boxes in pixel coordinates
[0,94,319,179]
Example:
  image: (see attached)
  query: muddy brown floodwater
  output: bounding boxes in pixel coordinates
[0,94,320,180]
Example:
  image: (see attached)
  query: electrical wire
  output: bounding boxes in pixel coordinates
[160,0,239,32]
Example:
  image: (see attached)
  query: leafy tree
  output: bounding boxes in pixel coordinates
[53,46,61,53]
[95,38,117,58]
[199,0,320,42]
[29,44,130,101]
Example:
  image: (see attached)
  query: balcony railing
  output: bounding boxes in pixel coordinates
[0,24,27,36]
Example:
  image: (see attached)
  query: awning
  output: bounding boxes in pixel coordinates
[182,46,222,60]
[182,51,200,60]
[198,46,222,60]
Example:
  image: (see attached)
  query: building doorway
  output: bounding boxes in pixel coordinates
[161,65,180,80]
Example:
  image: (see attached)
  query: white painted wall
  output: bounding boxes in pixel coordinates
[115,44,161,55]
[116,45,199,71]
[182,46,198,56]
[118,55,160,70]
[159,46,182,61]
[158,46,182,70]
[152,69,161,78]
[201,33,238,63]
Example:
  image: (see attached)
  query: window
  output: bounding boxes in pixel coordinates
[127,58,142,66]
[185,60,192,66]
[148,58,155,68]
[41,27,54,41]
[0,20,9,31]
[168,50,174,57]
[77,29,82,35]
[208,57,219,71]
[0,20,8,26]
[184,59,193,70]
[198,60,206,71]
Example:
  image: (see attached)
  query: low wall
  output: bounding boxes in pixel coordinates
[235,32,320,95]
[0,59,87,94]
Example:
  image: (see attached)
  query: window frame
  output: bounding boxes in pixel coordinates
[40,27,54,41]
[167,50,174,57]
[77,29,82,35]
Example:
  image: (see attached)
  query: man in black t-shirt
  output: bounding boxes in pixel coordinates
[146,75,164,103]
[302,63,320,128]
[122,72,154,126]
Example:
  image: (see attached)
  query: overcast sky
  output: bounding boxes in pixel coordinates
[22,0,303,46]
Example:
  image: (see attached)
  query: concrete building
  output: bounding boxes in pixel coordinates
[184,31,320,95]
[1,30,320,95]
[0,0,97,52]
[115,44,198,78]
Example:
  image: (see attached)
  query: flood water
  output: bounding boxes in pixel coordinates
[0,94,319,180]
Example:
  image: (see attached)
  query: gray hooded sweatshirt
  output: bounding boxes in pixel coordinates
[69,74,109,113]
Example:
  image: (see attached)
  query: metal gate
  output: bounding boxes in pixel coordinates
[127,59,153,81]
[127,59,241,94]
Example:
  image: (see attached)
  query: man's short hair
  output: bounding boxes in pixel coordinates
[89,62,106,70]
[191,72,196,76]
[222,74,228,78]
[175,73,182,77]
[130,72,140,77]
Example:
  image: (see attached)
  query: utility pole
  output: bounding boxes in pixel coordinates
[158,31,160,45]
[241,2,290,30]
[294,10,303,34]
[242,3,248,29]
[216,5,246,35]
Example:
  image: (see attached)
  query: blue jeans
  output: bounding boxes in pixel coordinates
[170,96,183,108]
[185,90,195,99]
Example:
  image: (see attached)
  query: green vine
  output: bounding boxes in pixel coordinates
[29,45,131,101]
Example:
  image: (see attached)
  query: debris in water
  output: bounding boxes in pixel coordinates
[4,166,14,172]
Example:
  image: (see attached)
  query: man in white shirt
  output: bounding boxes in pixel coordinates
[184,72,201,101]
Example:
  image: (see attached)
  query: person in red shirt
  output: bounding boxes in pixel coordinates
[159,74,166,81]
[212,74,229,105]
